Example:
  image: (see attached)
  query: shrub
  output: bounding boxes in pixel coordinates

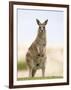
[17,59,28,71]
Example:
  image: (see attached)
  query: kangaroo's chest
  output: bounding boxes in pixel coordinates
[37,45,46,54]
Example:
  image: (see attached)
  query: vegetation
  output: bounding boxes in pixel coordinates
[17,59,28,71]
[17,76,63,81]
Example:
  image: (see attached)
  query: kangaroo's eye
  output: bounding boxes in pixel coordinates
[43,27,45,29]
[39,27,41,29]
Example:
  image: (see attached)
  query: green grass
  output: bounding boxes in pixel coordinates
[17,76,63,81]
[17,59,28,71]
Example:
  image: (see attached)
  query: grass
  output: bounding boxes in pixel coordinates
[17,59,28,71]
[17,76,63,81]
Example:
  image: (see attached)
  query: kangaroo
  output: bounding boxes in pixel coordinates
[26,19,48,77]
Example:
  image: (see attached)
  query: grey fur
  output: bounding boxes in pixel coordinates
[26,19,48,77]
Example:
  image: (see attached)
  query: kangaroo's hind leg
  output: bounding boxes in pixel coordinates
[32,68,36,77]
[29,68,32,77]
[42,63,45,77]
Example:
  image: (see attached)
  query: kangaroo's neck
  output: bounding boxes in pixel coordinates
[35,29,46,46]
[38,31,46,39]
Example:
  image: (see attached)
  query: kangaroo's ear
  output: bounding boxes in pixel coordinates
[36,19,41,25]
[44,19,48,25]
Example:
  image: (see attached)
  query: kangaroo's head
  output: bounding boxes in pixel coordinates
[36,19,48,32]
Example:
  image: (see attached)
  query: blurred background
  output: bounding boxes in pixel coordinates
[17,8,64,80]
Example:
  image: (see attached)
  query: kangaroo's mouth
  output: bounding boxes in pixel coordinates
[40,28,45,31]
